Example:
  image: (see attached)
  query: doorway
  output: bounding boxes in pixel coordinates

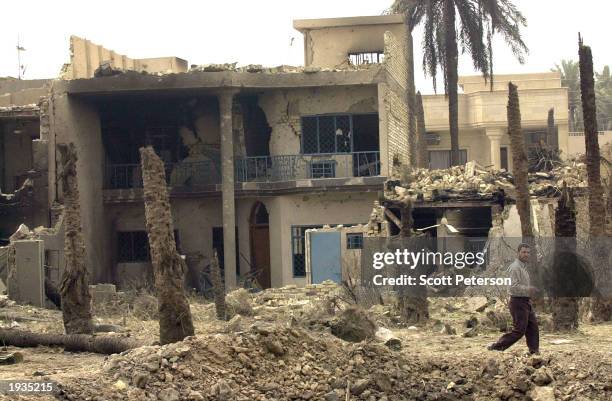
[249,202,271,288]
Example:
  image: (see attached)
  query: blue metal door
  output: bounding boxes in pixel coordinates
[310,232,341,283]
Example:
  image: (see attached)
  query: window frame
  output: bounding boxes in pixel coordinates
[300,113,378,155]
[346,233,364,250]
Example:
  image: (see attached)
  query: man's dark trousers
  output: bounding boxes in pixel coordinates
[494,296,539,353]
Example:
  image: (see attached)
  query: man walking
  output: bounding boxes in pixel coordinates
[488,243,540,354]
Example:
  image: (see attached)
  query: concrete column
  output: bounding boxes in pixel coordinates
[485,127,504,169]
[218,90,237,289]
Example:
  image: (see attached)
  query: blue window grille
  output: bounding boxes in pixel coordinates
[309,160,337,178]
[301,115,353,154]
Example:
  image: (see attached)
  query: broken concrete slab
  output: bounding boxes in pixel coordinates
[7,240,45,307]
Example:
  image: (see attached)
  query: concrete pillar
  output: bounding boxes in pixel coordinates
[485,127,504,169]
[218,90,237,289]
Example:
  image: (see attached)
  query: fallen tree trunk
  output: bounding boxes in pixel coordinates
[0,328,140,355]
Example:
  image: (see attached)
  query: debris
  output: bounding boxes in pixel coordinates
[549,338,574,345]
[330,307,377,342]
[375,327,401,349]
[226,288,253,317]
[0,351,23,365]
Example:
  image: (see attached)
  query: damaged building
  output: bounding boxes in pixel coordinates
[1,14,574,292]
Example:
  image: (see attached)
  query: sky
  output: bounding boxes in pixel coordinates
[0,0,610,94]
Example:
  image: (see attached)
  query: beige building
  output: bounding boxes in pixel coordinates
[1,14,572,291]
[423,72,569,171]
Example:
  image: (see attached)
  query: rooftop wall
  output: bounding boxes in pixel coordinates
[63,36,188,79]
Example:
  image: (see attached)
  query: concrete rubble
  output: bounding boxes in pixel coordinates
[387,160,588,203]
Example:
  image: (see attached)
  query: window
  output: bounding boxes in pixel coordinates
[117,230,180,263]
[309,160,336,178]
[301,115,355,154]
[500,147,509,170]
[428,150,468,169]
[349,51,384,65]
[118,231,150,262]
[291,225,321,277]
[347,233,363,249]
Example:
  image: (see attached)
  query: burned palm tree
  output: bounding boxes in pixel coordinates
[507,83,533,240]
[210,250,227,320]
[416,91,429,168]
[397,199,429,323]
[579,37,610,322]
[552,184,579,331]
[140,146,195,344]
[57,143,93,335]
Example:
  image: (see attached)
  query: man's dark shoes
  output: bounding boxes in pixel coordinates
[487,343,502,352]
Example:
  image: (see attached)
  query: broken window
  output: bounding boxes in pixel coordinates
[349,51,384,65]
[117,230,180,263]
[291,225,321,277]
[346,233,363,249]
[428,150,467,169]
[301,114,378,155]
[117,231,150,262]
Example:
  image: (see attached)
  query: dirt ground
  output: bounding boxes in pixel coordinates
[0,291,610,401]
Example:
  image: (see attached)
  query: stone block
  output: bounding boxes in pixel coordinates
[8,240,45,307]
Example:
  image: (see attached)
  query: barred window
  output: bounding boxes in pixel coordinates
[118,231,150,262]
[346,233,363,249]
[117,230,180,263]
[301,115,353,154]
[349,51,384,65]
[309,160,336,178]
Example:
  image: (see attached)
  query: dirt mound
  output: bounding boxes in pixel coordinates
[59,325,460,401]
[330,307,377,342]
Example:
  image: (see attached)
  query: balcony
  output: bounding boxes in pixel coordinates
[103,151,381,193]
[235,151,380,182]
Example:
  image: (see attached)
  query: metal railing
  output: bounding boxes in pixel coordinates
[104,151,380,189]
[235,151,380,182]
[104,160,221,189]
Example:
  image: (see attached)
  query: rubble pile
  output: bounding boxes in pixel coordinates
[188,62,379,74]
[388,161,588,202]
[59,321,610,401]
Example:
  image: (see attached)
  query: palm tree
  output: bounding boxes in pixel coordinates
[391,0,527,166]
[579,38,610,322]
[57,143,93,335]
[552,184,579,331]
[551,60,582,131]
[140,146,195,344]
[507,82,533,240]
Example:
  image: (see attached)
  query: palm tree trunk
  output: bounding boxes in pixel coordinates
[57,143,93,335]
[579,42,605,236]
[507,83,534,239]
[397,200,428,323]
[579,40,610,321]
[444,0,461,166]
[210,250,227,320]
[0,328,140,355]
[140,146,195,344]
[552,184,579,331]
[405,18,417,167]
[416,92,429,168]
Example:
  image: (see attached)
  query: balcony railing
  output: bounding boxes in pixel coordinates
[235,151,380,182]
[105,160,221,189]
[104,151,380,189]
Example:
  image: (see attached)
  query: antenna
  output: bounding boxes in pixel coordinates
[16,35,26,80]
